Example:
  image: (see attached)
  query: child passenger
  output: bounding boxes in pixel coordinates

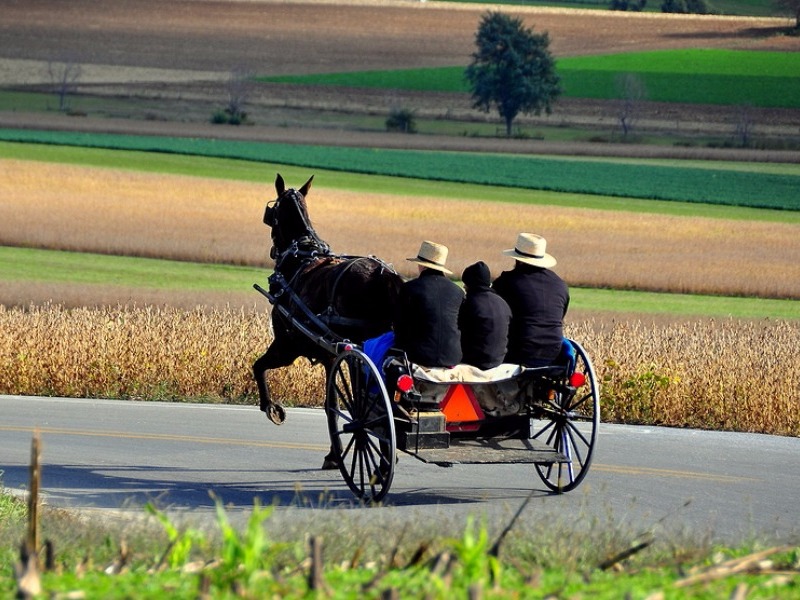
[458,261,511,370]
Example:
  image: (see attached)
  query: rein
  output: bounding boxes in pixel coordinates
[268,253,397,335]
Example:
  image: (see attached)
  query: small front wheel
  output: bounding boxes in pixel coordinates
[325,347,396,503]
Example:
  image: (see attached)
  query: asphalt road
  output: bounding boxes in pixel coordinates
[2,395,798,545]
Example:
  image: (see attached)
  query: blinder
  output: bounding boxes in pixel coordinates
[264,202,277,227]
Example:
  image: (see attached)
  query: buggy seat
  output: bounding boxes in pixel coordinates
[408,339,578,418]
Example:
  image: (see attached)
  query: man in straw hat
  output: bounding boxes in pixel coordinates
[492,233,570,367]
[393,241,464,367]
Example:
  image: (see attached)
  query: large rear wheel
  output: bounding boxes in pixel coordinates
[532,339,600,493]
[325,347,396,503]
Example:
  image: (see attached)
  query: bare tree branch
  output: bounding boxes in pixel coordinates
[47,56,82,112]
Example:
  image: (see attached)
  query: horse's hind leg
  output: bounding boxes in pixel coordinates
[252,343,296,425]
[320,359,339,470]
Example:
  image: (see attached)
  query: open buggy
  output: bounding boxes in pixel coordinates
[253,175,600,503]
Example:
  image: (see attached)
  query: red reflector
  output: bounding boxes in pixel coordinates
[569,372,586,387]
[396,374,414,393]
[343,343,353,352]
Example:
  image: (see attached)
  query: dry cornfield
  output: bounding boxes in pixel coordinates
[1,304,797,437]
[3,160,800,299]
[0,303,321,405]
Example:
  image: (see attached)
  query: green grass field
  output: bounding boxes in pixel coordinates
[4,246,798,319]
[2,133,799,211]
[0,246,264,291]
[259,50,800,109]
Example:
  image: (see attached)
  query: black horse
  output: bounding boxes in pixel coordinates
[253,174,403,459]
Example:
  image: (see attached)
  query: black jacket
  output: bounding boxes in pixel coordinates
[458,261,512,370]
[393,269,464,367]
[492,262,569,366]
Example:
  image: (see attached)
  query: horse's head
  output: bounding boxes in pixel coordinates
[264,173,320,259]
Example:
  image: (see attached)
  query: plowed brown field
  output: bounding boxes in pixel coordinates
[1,0,799,141]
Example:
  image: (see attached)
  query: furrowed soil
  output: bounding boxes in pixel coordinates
[1,0,799,153]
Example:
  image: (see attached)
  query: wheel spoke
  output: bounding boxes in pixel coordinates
[544,420,560,447]
[364,433,388,466]
[560,430,576,482]
[340,432,357,462]
[334,371,355,413]
[329,405,353,425]
[348,441,363,490]
[531,418,556,441]
[564,419,592,452]
[565,391,594,416]
[361,442,384,492]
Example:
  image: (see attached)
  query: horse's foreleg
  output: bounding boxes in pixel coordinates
[252,343,296,425]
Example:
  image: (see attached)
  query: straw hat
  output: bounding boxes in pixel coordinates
[503,233,557,268]
[407,240,452,274]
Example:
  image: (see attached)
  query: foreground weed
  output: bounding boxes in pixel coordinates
[0,480,26,523]
[449,516,501,585]
[211,494,287,590]
[145,502,205,568]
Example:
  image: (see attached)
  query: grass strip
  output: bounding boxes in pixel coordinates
[1,131,798,211]
[4,246,798,319]
[3,489,797,598]
[572,287,800,320]
[2,488,798,599]
[259,50,800,109]
[0,246,264,292]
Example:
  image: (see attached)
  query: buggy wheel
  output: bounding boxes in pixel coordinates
[325,347,396,503]
[533,339,600,493]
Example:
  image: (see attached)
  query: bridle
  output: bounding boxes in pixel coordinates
[265,188,331,266]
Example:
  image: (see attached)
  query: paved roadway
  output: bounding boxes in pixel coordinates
[2,395,798,545]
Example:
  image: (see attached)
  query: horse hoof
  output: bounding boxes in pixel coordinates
[321,456,339,470]
[265,404,286,425]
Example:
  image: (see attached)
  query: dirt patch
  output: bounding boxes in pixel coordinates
[3,0,796,77]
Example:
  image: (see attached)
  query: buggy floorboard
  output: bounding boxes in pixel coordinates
[406,437,568,467]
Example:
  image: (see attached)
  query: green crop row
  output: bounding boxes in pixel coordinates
[259,49,800,109]
[2,129,798,211]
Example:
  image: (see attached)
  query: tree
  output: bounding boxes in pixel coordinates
[224,67,253,124]
[465,12,561,137]
[211,67,254,125]
[609,0,647,11]
[385,107,417,133]
[616,73,647,139]
[774,0,800,30]
[733,104,754,147]
[661,0,710,13]
[47,56,82,112]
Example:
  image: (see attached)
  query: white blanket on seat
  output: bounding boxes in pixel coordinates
[412,363,523,384]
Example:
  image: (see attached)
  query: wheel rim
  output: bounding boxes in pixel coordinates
[533,340,600,493]
[325,348,396,503]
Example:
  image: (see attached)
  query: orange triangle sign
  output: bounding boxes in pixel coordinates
[441,384,485,423]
